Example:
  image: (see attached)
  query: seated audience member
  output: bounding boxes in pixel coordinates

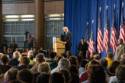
[105,52,113,68]
[116,65,125,83]
[51,72,64,83]
[80,60,100,83]
[87,65,106,83]
[60,69,70,83]
[51,58,70,74]
[107,61,120,76]
[69,56,78,67]
[31,53,45,73]
[4,67,18,83]
[36,73,50,83]
[47,52,57,70]
[109,65,125,83]
[17,56,30,70]
[69,65,79,83]
[6,48,13,59]
[0,54,11,74]
[9,51,20,66]
[79,59,88,77]
[37,62,51,74]
[119,54,125,65]
[114,39,125,61]
[27,50,35,66]
[17,69,33,83]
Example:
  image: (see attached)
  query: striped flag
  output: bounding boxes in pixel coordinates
[119,1,125,43]
[110,25,117,52]
[97,28,103,53]
[103,6,110,53]
[103,27,109,53]
[110,4,117,53]
[88,32,95,58]
[97,7,103,53]
[119,24,125,43]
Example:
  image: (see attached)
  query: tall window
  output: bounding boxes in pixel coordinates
[45,14,64,49]
[3,15,35,48]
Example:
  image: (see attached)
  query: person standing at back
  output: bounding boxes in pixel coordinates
[61,26,72,53]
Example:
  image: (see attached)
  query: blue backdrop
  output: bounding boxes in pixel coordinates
[64,0,123,55]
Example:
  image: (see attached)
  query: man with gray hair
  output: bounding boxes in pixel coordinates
[61,26,72,53]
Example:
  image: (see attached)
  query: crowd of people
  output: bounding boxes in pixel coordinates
[0,38,124,83]
[0,27,125,83]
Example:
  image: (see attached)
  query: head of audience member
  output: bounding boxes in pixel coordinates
[66,51,72,58]
[35,53,45,64]
[93,53,101,61]
[120,54,125,64]
[4,67,18,82]
[63,26,69,33]
[38,62,51,74]
[60,69,70,83]
[86,60,100,70]
[27,50,33,57]
[13,51,21,59]
[19,56,30,66]
[50,52,56,59]
[69,65,79,83]
[58,58,70,70]
[107,52,113,60]
[108,61,120,76]
[17,69,33,83]
[1,54,9,65]
[80,59,88,68]
[0,53,4,61]
[51,72,64,83]
[116,65,125,83]
[88,65,106,83]
[118,38,124,45]
[69,56,78,67]
[36,72,50,83]
[100,58,108,69]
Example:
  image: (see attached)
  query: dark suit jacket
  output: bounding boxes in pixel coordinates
[61,31,72,51]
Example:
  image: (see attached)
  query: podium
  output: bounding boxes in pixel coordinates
[53,37,65,56]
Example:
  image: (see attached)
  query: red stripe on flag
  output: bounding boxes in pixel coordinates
[97,28,103,53]
[119,24,125,43]
[103,28,109,53]
[88,39,94,57]
[110,26,117,52]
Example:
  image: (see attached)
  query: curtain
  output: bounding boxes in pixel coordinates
[64,0,122,55]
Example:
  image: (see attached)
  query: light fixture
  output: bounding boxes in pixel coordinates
[21,18,35,21]
[20,15,34,18]
[5,15,19,18]
[5,19,19,22]
[48,14,61,17]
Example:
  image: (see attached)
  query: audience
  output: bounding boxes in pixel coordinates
[0,41,125,83]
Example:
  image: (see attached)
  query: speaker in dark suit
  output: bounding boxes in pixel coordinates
[61,26,72,52]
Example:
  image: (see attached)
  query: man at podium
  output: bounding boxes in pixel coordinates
[61,26,72,53]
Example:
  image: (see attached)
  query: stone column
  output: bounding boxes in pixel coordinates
[35,0,44,49]
[0,0,3,45]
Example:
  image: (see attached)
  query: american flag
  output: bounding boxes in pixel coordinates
[88,32,95,58]
[103,6,110,53]
[103,26,109,53]
[110,4,117,53]
[97,7,103,53]
[97,28,103,53]
[119,1,125,43]
[110,25,117,52]
[119,24,125,43]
